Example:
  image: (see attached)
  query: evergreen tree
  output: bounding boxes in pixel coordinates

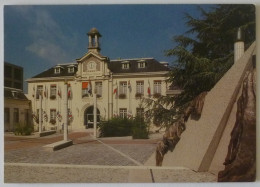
[144,4,255,128]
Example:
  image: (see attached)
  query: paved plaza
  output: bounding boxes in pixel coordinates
[4,131,217,183]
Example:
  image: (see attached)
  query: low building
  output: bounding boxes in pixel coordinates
[4,62,31,131]
[26,28,178,131]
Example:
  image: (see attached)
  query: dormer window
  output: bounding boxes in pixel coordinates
[122,61,129,69]
[54,67,61,74]
[54,66,64,74]
[68,66,75,73]
[11,91,18,98]
[138,61,146,68]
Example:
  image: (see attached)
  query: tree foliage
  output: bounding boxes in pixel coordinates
[144,4,255,128]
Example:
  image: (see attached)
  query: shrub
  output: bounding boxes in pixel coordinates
[98,117,132,137]
[135,93,143,98]
[98,117,149,139]
[14,122,33,136]
[153,93,161,98]
[132,117,149,139]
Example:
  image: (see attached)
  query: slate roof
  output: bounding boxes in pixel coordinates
[32,63,77,78]
[108,58,169,73]
[31,58,169,79]
[4,87,28,100]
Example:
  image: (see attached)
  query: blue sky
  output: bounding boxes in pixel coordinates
[4,4,213,92]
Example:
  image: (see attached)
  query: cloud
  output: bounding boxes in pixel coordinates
[11,6,78,65]
[26,39,68,64]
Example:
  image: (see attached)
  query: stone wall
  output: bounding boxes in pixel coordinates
[160,42,256,172]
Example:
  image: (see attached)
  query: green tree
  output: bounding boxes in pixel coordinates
[144,4,255,128]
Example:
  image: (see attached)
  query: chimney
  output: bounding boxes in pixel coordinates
[234,27,245,63]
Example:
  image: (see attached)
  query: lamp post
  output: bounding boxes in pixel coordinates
[93,85,97,138]
[39,93,42,133]
[64,80,68,141]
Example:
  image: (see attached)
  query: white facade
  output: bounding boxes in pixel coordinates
[26,28,173,131]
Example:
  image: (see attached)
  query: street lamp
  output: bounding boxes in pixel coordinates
[93,85,97,138]
[64,79,68,141]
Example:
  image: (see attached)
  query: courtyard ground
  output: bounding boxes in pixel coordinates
[4,130,217,183]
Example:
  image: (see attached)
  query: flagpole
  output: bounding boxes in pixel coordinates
[39,93,42,133]
[93,83,97,138]
[64,80,68,141]
[128,80,131,117]
[116,81,118,116]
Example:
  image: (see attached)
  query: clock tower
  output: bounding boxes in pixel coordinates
[87,27,102,53]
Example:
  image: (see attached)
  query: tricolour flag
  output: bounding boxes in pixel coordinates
[113,87,117,94]
[32,86,35,98]
[147,80,151,96]
[68,84,72,98]
[58,87,62,98]
[113,81,118,94]
[128,80,132,92]
[87,81,92,94]
[44,86,47,98]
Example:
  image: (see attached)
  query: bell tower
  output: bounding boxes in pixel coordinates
[87,27,102,53]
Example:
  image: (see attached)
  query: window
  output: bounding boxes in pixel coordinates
[91,37,96,47]
[54,67,61,74]
[82,82,92,97]
[4,80,12,87]
[136,81,144,96]
[4,108,10,123]
[122,62,129,69]
[50,109,56,124]
[50,85,56,99]
[13,108,19,123]
[4,65,12,78]
[14,68,22,80]
[68,67,74,73]
[136,108,144,120]
[119,81,127,98]
[154,81,162,95]
[50,109,56,120]
[11,91,18,98]
[95,82,102,97]
[138,62,146,68]
[119,108,127,118]
[36,85,43,99]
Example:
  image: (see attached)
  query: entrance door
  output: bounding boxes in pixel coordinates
[84,106,100,128]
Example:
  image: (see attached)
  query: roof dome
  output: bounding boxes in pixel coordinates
[87,27,102,37]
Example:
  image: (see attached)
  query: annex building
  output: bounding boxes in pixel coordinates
[4,62,31,131]
[27,28,179,131]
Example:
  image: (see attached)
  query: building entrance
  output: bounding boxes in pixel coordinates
[84,106,100,128]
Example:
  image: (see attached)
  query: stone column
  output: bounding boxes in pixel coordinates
[88,35,92,48]
[95,35,98,48]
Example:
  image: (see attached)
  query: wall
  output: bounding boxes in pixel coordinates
[160,42,256,171]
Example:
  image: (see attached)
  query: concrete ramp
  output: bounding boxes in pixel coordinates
[147,42,256,172]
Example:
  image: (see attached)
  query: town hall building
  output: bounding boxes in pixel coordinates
[26,28,179,131]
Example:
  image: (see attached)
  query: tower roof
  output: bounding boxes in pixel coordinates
[87,27,102,37]
[236,27,244,42]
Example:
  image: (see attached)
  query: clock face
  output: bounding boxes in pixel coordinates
[87,61,96,71]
